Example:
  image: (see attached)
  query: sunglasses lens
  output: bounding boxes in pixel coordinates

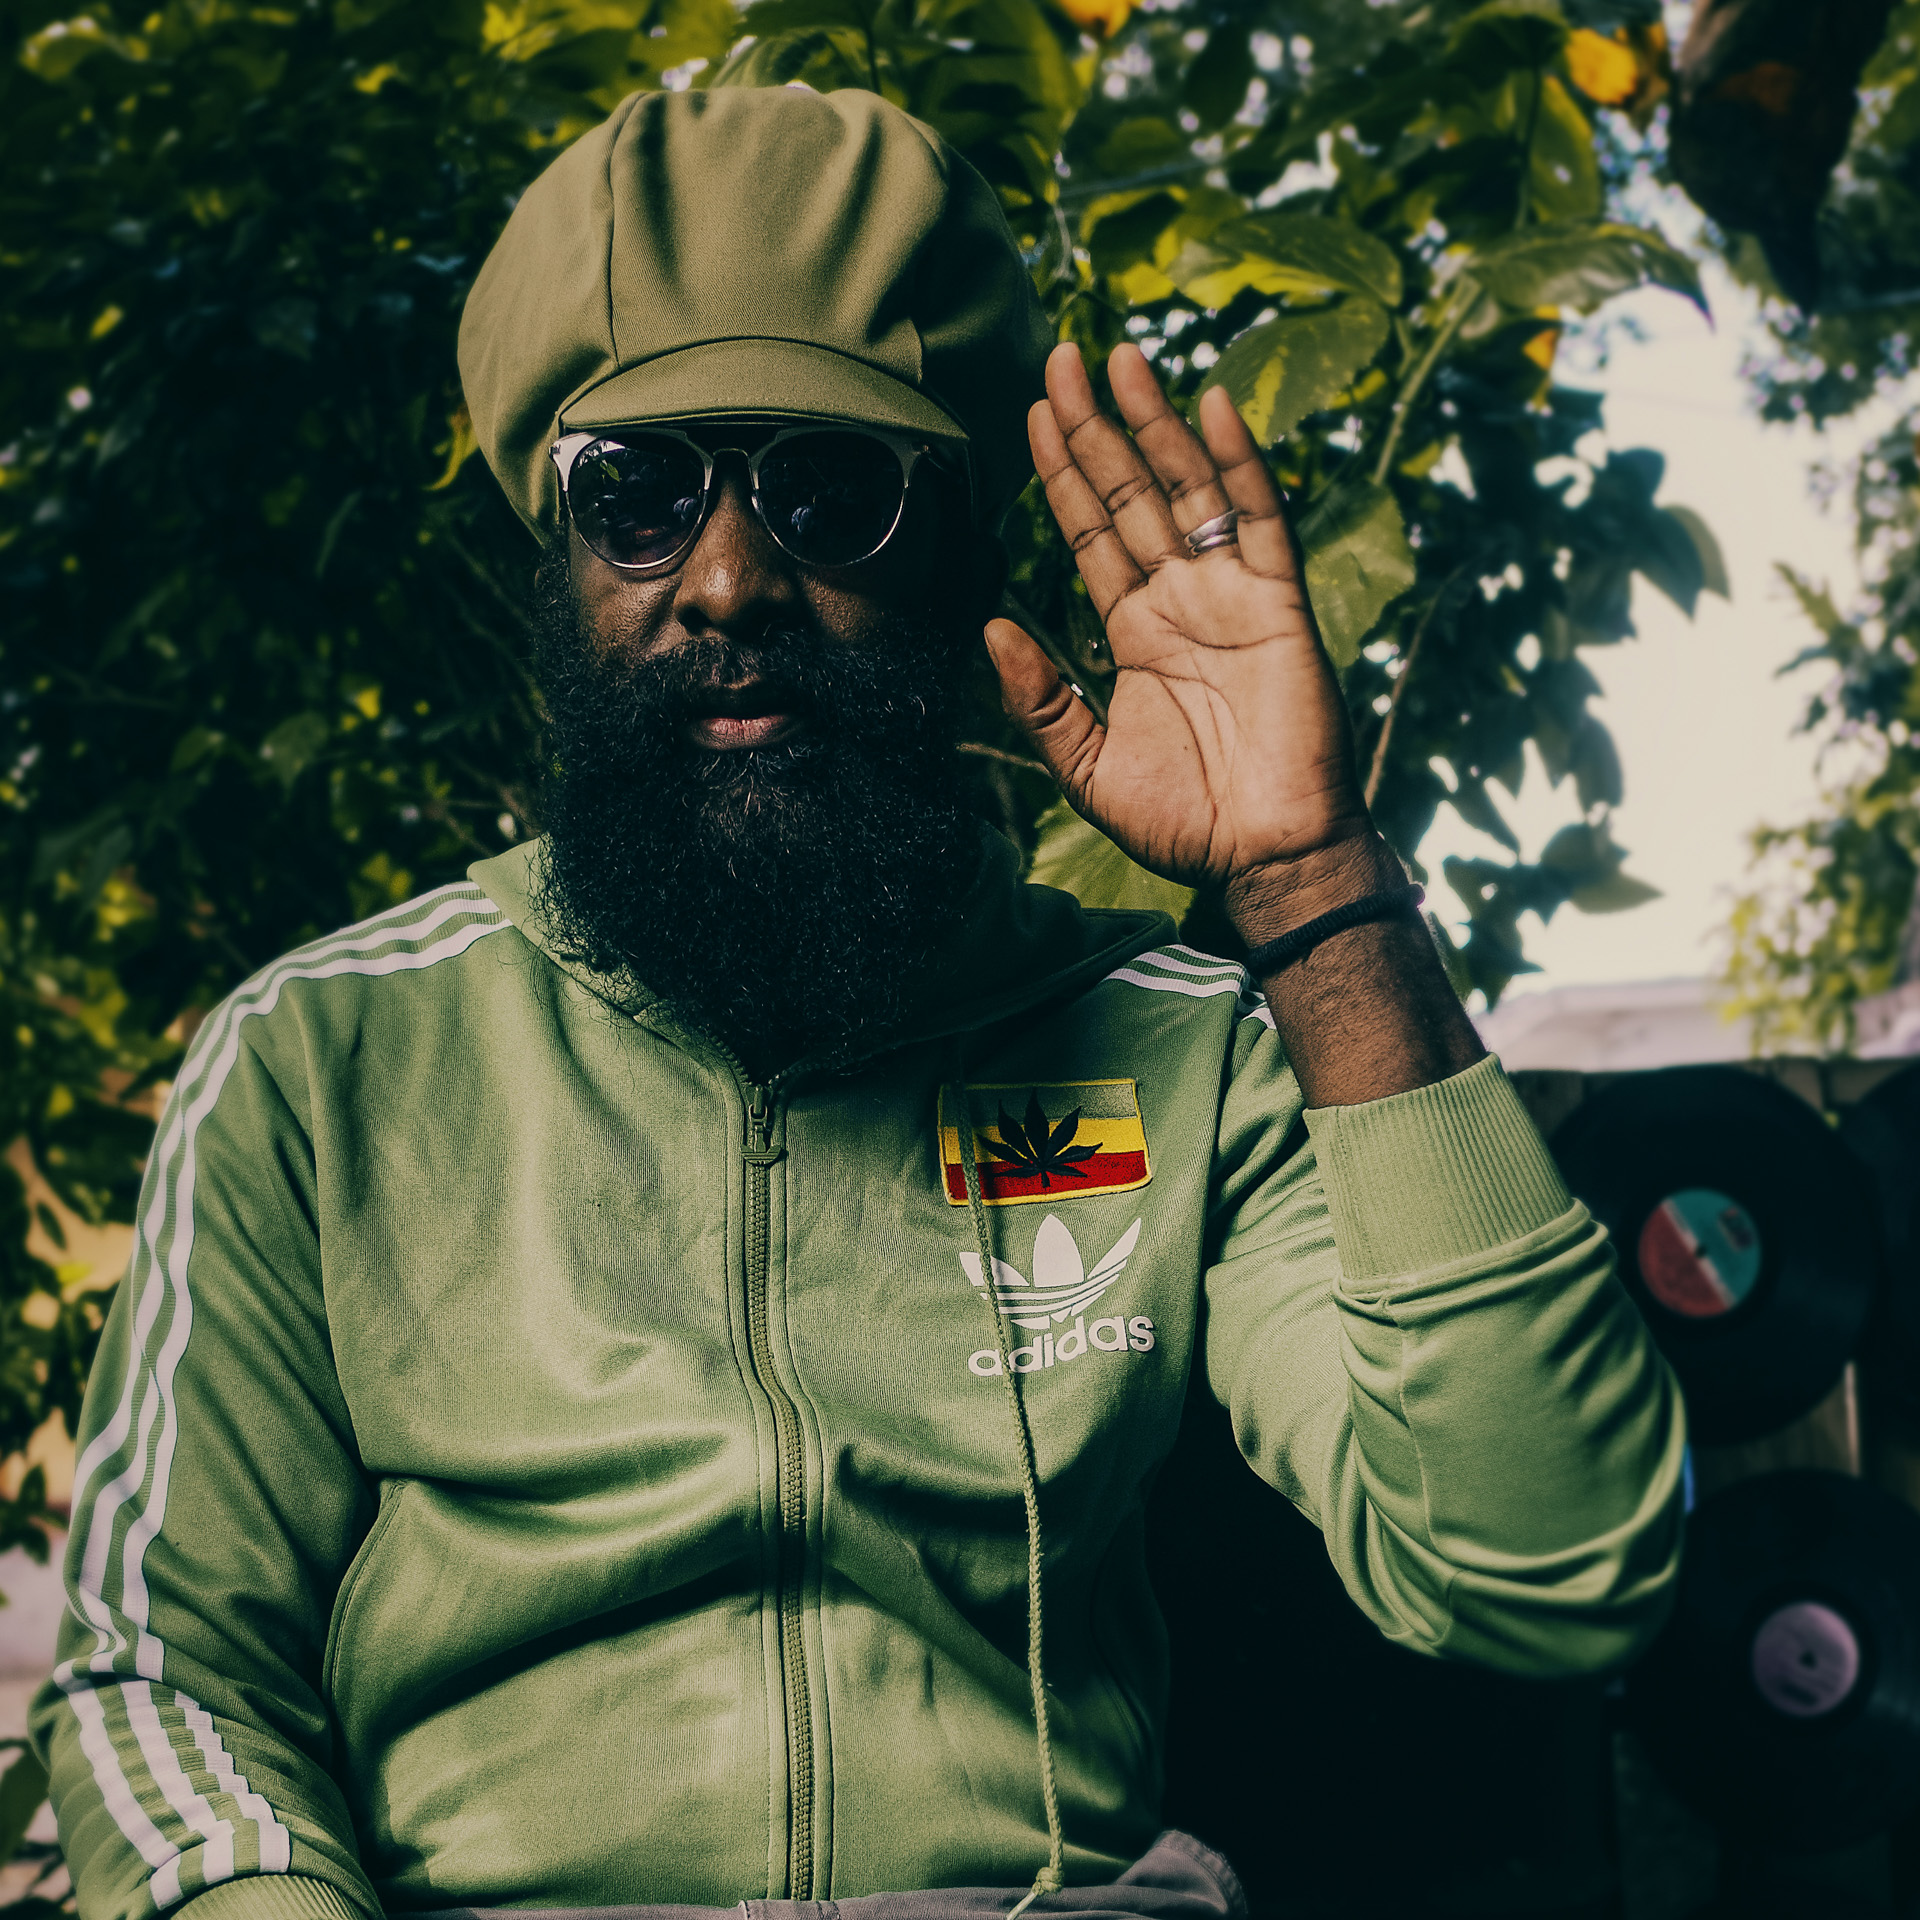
[568,437,708,568]
[757,432,906,567]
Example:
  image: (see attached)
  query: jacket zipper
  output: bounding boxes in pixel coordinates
[741,1079,815,1898]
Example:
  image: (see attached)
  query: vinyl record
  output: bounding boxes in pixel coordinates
[1550,1066,1877,1443]
[1839,1060,1920,1389]
[1627,1471,1920,1850]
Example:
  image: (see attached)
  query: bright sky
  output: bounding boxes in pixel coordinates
[1420,252,1880,1001]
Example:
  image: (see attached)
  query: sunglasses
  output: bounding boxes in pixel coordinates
[550,424,938,574]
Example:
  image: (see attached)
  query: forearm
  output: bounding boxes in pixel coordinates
[1228,829,1484,1109]
[1207,1051,1686,1676]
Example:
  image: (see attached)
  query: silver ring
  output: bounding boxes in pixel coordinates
[1183,509,1240,557]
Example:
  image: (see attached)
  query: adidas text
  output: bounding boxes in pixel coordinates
[969,1314,1155,1377]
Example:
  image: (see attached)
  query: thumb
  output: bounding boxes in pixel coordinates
[983,617,1105,800]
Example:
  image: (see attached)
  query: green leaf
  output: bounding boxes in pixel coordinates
[1027,800,1193,920]
[1182,23,1255,132]
[1448,0,1569,74]
[1085,191,1181,276]
[1202,298,1391,447]
[169,726,225,774]
[1569,868,1661,913]
[1298,482,1418,671]
[1634,506,1717,616]
[633,0,743,79]
[1663,505,1730,600]
[1536,818,1659,911]
[1210,212,1404,305]
[19,15,146,81]
[0,1747,49,1865]
[1449,777,1520,851]
[1527,75,1602,223]
[1538,821,1611,877]
[739,0,876,33]
[259,712,331,789]
[1467,221,1709,318]
[1569,716,1623,811]
[1091,117,1187,175]
[708,28,857,89]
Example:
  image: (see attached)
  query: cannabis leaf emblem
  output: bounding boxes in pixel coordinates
[984,1093,1101,1189]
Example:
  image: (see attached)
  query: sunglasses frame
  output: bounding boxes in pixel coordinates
[549,422,937,574]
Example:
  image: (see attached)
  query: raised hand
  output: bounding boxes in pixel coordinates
[984,340,1373,895]
[989,341,1483,1105]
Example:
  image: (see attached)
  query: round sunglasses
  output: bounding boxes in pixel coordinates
[549,424,939,574]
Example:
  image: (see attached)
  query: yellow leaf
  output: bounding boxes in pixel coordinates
[1245,351,1286,447]
[1566,28,1640,106]
[90,304,124,340]
[352,686,380,720]
[429,404,478,491]
[1059,0,1132,38]
[354,61,401,93]
[1113,259,1175,304]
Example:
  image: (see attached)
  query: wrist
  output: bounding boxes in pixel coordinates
[1225,832,1410,948]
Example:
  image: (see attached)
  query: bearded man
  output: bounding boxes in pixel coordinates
[38,86,1683,1920]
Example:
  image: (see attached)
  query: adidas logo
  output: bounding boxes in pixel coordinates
[959,1213,1154,1377]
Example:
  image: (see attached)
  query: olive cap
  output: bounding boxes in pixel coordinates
[458,86,1052,536]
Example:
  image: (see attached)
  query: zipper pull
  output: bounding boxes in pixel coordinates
[744,1084,783,1166]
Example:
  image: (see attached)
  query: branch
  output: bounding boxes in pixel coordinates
[1370,283,1470,487]
[1363,575,1459,810]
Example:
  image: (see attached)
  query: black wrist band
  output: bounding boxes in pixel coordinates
[1242,884,1426,977]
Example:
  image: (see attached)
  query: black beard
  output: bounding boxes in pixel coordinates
[528,541,979,1073]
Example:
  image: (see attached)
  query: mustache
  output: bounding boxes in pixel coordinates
[541,637,953,802]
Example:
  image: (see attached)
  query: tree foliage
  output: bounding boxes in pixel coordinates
[0,0,1720,1581]
[1719,1,1920,1049]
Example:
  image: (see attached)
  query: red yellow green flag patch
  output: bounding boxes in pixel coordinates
[939,1079,1151,1207]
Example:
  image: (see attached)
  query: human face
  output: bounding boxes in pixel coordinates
[531,420,986,1072]
[565,419,956,752]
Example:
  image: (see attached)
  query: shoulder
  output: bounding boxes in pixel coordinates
[1088,941,1274,1031]
[186,881,516,1080]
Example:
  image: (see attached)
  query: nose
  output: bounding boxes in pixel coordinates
[669,454,804,642]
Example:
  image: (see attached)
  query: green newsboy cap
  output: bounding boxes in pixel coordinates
[459,85,1053,537]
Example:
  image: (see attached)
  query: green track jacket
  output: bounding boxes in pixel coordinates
[35,834,1685,1920]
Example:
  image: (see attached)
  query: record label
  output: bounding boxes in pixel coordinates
[1637,1187,1762,1320]
[1751,1601,1861,1719]
[1627,1471,1920,1849]
[1550,1067,1878,1443]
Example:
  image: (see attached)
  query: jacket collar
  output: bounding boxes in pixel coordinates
[468,827,1173,1062]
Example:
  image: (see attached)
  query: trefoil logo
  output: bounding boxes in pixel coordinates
[960,1213,1154,1377]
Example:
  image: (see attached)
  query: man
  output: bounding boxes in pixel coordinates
[37,86,1684,1920]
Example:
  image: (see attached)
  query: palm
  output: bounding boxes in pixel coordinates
[988,344,1370,889]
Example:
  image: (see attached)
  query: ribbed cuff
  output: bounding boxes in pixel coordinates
[179,1877,373,1920]
[1304,1053,1572,1284]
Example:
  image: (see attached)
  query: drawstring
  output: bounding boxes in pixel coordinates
[949,1067,1066,1918]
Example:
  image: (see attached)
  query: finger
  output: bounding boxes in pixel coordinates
[983,616,1105,799]
[1108,343,1232,535]
[1043,343,1184,571]
[1028,397,1151,624]
[1198,385,1296,582]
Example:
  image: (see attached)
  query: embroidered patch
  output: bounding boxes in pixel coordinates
[939,1079,1151,1207]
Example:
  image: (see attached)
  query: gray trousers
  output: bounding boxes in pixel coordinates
[414,1830,1245,1920]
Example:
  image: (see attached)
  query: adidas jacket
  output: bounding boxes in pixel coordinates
[35,834,1685,1920]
